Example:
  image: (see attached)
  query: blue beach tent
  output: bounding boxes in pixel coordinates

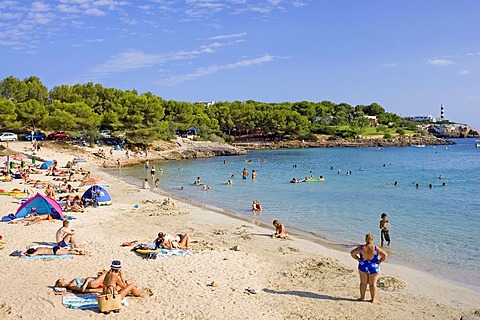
[40,160,55,169]
[81,185,112,206]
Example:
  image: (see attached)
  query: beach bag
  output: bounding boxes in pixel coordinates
[97,286,122,313]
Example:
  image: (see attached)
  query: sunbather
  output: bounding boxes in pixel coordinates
[103,260,149,298]
[55,271,107,293]
[23,246,84,256]
[8,214,53,226]
[156,232,190,250]
[56,220,79,248]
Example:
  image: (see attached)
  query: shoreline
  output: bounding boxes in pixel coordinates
[1,141,480,319]
[111,167,480,294]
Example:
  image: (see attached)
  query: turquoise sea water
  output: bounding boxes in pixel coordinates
[112,138,480,289]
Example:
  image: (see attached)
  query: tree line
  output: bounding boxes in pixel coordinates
[0,76,416,145]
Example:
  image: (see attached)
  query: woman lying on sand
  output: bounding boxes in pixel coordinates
[23,246,85,256]
[55,270,107,293]
[8,214,53,226]
[155,232,190,250]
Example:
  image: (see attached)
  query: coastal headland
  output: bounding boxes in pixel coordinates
[0,140,479,320]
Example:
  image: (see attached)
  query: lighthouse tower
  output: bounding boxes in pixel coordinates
[440,104,445,121]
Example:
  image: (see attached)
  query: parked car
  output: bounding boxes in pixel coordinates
[0,132,18,141]
[23,132,46,141]
[100,130,111,138]
[47,131,69,140]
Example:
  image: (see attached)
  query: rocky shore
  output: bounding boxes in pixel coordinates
[40,134,454,168]
[234,134,455,149]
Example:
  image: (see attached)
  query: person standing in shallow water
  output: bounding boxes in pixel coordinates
[350,234,388,303]
[150,165,156,181]
[379,213,391,246]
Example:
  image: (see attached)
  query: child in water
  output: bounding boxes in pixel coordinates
[272,220,288,239]
[379,213,391,246]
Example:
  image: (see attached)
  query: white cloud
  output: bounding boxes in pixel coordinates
[57,4,80,13]
[292,1,306,7]
[459,70,471,75]
[31,1,51,12]
[0,12,22,19]
[162,54,274,85]
[85,7,106,16]
[428,58,453,66]
[204,32,247,40]
[466,52,480,56]
[84,38,104,43]
[27,12,55,24]
[383,63,398,67]
[90,47,212,76]
[0,1,19,10]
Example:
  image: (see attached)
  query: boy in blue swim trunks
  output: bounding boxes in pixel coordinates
[56,220,79,248]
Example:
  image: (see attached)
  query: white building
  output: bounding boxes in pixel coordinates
[409,115,437,122]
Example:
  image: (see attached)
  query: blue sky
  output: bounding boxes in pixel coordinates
[1,0,479,129]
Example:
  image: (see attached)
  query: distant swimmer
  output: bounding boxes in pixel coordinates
[241,168,249,179]
[429,184,433,188]
[252,169,257,179]
[415,183,420,188]
[394,181,398,186]
[438,175,443,179]
[226,179,233,185]
[319,176,325,181]
[252,199,262,212]
[337,169,341,174]
[194,177,203,185]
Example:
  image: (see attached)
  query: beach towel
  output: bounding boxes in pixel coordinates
[144,249,191,260]
[22,254,74,260]
[62,293,127,310]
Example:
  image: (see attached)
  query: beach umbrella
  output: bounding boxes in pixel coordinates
[0,145,16,157]
[0,145,16,169]
[79,177,104,187]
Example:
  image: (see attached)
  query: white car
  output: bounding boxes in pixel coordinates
[100,130,111,138]
[0,132,18,141]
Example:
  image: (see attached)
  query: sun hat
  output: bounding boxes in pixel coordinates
[110,260,122,270]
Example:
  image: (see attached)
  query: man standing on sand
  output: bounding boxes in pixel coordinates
[56,220,79,248]
[379,213,391,246]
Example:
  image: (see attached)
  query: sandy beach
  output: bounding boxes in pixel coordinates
[0,140,479,320]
